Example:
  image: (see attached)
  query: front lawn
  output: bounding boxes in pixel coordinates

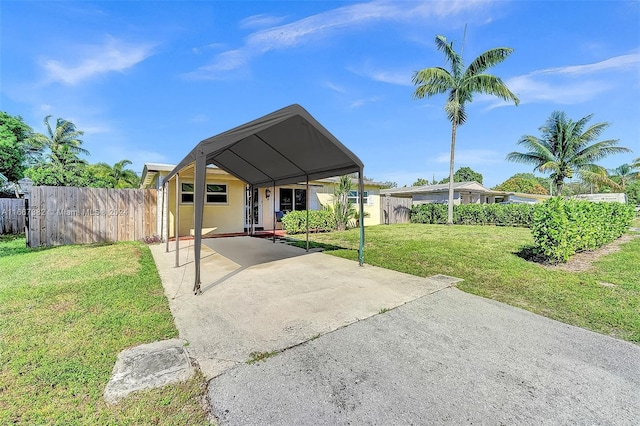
[0,236,210,425]
[291,224,640,344]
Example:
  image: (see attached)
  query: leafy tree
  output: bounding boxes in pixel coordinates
[609,163,638,190]
[87,160,140,188]
[438,166,483,184]
[413,32,519,224]
[25,155,89,187]
[625,180,640,205]
[379,181,398,189]
[412,178,429,187]
[0,112,39,182]
[506,111,631,195]
[493,176,548,194]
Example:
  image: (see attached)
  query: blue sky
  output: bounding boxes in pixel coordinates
[2,0,639,188]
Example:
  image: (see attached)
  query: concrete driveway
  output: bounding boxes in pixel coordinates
[208,287,640,425]
[150,237,457,378]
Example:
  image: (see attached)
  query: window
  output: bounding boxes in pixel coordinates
[206,184,227,204]
[181,183,194,203]
[279,188,306,213]
[348,190,368,204]
[180,182,228,204]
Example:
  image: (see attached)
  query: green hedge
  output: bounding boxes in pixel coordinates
[281,210,336,234]
[411,203,535,227]
[532,197,635,263]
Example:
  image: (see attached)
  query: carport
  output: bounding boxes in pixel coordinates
[163,104,366,294]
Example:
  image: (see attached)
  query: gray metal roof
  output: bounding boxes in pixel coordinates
[165,104,363,188]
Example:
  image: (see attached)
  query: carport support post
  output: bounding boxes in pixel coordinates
[358,169,364,266]
[175,174,180,267]
[306,177,309,252]
[272,181,276,243]
[164,181,169,252]
[193,153,206,294]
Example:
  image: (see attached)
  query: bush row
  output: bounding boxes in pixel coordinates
[532,197,635,263]
[281,210,336,234]
[411,203,535,227]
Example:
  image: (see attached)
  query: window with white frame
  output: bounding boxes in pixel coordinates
[347,190,368,204]
[180,182,228,204]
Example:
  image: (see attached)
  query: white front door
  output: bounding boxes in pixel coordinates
[245,187,262,228]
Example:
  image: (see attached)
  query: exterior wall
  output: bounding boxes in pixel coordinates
[316,183,382,226]
[413,192,462,205]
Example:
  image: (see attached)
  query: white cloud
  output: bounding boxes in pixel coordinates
[324,81,347,93]
[240,14,287,29]
[188,0,489,79]
[434,149,502,165]
[350,96,383,108]
[42,36,154,85]
[348,65,413,86]
[487,53,640,108]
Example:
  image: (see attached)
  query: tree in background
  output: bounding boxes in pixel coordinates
[413,31,519,224]
[379,181,398,189]
[412,178,429,187]
[0,112,40,183]
[506,111,631,195]
[438,166,483,184]
[625,180,640,205]
[493,176,548,195]
[609,163,638,191]
[87,160,140,188]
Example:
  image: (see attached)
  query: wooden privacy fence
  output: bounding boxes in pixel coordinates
[28,186,157,247]
[0,198,26,234]
[381,196,412,224]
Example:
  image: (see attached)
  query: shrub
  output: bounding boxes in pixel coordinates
[531,197,635,263]
[281,210,336,234]
[411,203,535,227]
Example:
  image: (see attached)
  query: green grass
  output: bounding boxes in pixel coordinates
[0,236,210,425]
[291,224,640,344]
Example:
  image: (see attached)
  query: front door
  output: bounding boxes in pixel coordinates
[245,187,262,228]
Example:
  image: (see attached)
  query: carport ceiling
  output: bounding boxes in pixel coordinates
[165,104,363,187]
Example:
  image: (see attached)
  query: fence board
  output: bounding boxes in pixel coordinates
[0,198,26,234]
[26,187,158,247]
[381,196,412,224]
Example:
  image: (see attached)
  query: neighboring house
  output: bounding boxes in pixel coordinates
[381,181,549,205]
[140,163,382,239]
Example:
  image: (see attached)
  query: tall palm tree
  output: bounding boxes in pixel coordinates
[413,33,519,224]
[506,111,631,195]
[32,115,88,165]
[90,160,140,188]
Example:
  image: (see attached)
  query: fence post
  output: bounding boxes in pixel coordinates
[18,178,33,247]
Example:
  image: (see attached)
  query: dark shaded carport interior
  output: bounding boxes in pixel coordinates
[163,104,366,294]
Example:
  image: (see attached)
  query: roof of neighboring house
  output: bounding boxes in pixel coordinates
[381,181,490,197]
[140,163,178,188]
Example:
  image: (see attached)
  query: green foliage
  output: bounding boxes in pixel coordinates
[333,175,356,231]
[493,176,549,194]
[412,178,429,186]
[379,181,397,189]
[411,203,535,227]
[531,197,635,263]
[439,166,484,184]
[625,180,640,205]
[507,111,631,195]
[0,112,38,182]
[281,209,336,234]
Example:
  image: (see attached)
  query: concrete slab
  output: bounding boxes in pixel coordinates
[104,338,194,404]
[150,237,456,379]
[208,288,640,425]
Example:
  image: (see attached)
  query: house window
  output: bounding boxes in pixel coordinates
[348,190,368,204]
[279,188,306,213]
[181,183,194,203]
[180,183,228,204]
[206,184,227,204]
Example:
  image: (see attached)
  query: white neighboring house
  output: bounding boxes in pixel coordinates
[572,193,627,203]
[381,181,549,205]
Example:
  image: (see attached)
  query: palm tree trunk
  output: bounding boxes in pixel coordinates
[447,121,457,225]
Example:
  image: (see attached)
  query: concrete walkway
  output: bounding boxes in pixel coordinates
[208,287,640,425]
[150,237,458,379]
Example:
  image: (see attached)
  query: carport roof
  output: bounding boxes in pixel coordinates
[165,104,363,187]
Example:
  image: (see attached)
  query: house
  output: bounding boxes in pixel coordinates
[381,181,549,205]
[140,164,383,239]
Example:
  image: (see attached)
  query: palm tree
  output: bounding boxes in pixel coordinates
[506,111,631,195]
[413,33,519,224]
[89,160,140,188]
[609,163,638,190]
[32,115,88,165]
